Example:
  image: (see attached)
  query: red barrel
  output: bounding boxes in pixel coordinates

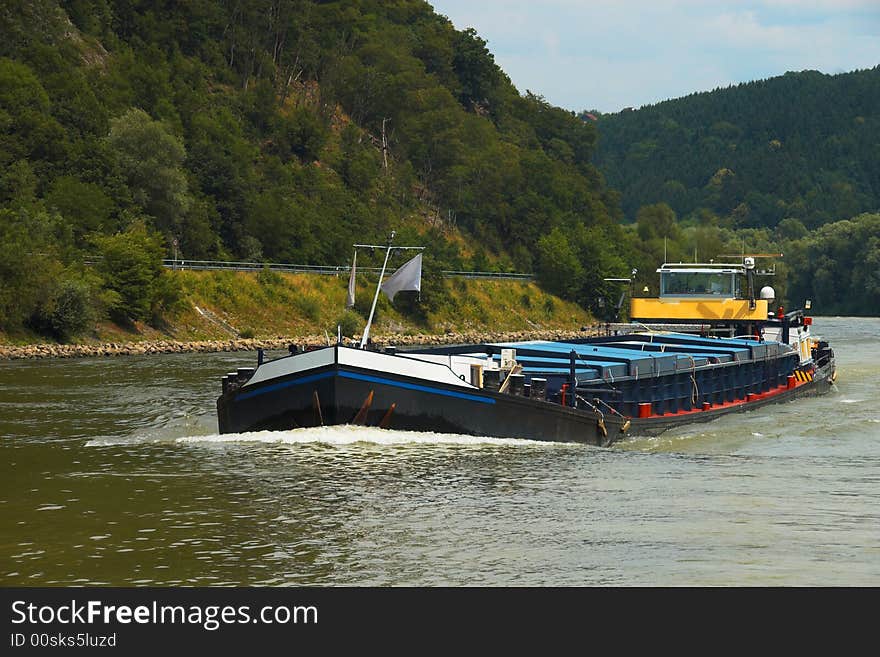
[787,375,796,389]
[702,401,711,411]
[638,402,652,418]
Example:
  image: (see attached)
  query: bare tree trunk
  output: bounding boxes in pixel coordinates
[225,1,241,68]
[280,55,302,106]
[381,117,390,172]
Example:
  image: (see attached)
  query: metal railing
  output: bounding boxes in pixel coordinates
[161,259,533,280]
[439,270,533,280]
[163,259,356,275]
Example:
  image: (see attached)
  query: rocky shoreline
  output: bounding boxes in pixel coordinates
[0,328,599,360]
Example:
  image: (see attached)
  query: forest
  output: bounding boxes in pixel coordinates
[592,67,880,231]
[1,0,635,340]
[589,66,880,314]
[0,1,878,344]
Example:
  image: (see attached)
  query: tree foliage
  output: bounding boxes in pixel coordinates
[593,68,880,230]
[0,0,636,340]
[785,213,880,315]
[106,108,191,235]
[0,208,62,331]
[6,1,873,343]
[93,222,181,323]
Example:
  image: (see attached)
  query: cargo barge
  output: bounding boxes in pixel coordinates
[216,253,836,446]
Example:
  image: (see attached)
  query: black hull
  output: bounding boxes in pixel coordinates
[218,362,623,446]
[217,355,835,446]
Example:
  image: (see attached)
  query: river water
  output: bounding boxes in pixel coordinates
[1,317,877,586]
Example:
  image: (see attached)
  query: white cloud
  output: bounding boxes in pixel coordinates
[703,10,804,48]
[761,0,878,9]
[430,1,880,112]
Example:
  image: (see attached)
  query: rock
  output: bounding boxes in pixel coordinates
[0,326,601,361]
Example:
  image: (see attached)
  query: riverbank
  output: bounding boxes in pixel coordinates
[0,271,599,359]
[0,328,601,360]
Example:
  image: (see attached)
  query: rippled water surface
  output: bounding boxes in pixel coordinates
[2,318,878,586]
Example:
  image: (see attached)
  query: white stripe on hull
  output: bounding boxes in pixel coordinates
[243,346,477,390]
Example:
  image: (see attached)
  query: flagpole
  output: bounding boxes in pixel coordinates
[346,249,357,309]
[360,231,395,348]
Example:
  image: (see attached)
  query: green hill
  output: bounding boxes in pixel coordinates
[0,0,630,343]
[3,1,879,341]
[585,68,880,315]
[591,67,880,229]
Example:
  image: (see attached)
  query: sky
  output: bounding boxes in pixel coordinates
[428,0,880,113]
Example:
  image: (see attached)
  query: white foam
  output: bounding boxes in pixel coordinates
[85,433,186,447]
[174,424,565,448]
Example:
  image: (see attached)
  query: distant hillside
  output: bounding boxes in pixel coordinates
[0,0,630,342]
[592,67,880,229]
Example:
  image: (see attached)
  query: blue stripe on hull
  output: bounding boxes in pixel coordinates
[237,369,495,404]
[237,370,334,399]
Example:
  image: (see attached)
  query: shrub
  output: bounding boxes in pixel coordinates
[148,270,185,324]
[93,222,165,322]
[0,209,61,332]
[335,310,362,338]
[293,294,321,321]
[49,279,94,340]
[257,266,282,287]
[30,277,96,341]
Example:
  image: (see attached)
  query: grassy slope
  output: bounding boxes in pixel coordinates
[175,270,594,340]
[0,271,594,345]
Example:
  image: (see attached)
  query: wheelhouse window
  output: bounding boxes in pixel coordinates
[660,271,738,297]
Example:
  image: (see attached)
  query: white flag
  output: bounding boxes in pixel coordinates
[381,253,422,302]
[346,251,357,308]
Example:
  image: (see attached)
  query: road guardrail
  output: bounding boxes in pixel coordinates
[160,259,534,280]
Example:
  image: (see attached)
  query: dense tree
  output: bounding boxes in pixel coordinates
[452,28,502,113]
[45,176,115,245]
[535,228,584,300]
[594,67,880,230]
[636,203,679,242]
[0,208,62,331]
[92,222,181,323]
[30,274,99,341]
[106,108,191,236]
[785,213,880,315]
[0,57,68,168]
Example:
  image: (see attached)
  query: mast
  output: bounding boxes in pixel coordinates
[354,233,425,349]
[360,231,395,348]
